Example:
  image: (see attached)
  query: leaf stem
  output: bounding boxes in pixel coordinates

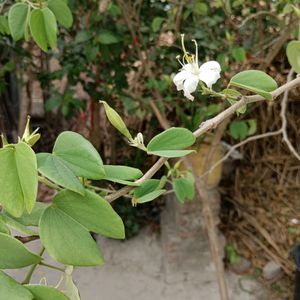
[22,247,45,284]
[39,262,65,272]
[38,175,62,191]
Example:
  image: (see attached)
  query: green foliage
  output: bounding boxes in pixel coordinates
[0,233,40,269]
[7,0,73,51]
[286,40,300,73]
[40,206,104,266]
[134,179,166,203]
[147,127,196,158]
[230,70,278,100]
[229,119,257,140]
[103,165,143,185]
[8,3,29,41]
[0,142,38,217]
[48,0,73,29]
[0,271,34,300]
[25,285,71,300]
[53,131,105,179]
[30,8,58,51]
[172,172,195,203]
[53,189,125,239]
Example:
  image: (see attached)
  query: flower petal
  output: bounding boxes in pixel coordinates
[199,70,220,88]
[173,70,189,91]
[199,61,221,73]
[183,75,199,101]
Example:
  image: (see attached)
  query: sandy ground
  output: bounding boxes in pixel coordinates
[6,226,265,300]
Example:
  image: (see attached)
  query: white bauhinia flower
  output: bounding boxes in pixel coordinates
[173,34,221,101]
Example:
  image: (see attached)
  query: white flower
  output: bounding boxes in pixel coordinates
[173,35,221,101]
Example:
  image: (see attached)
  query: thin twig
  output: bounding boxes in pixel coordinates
[105,76,300,202]
[280,69,300,161]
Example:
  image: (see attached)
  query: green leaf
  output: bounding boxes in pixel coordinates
[0,142,38,217]
[8,202,48,227]
[292,5,300,18]
[0,233,41,269]
[0,271,33,300]
[147,127,195,157]
[3,214,38,236]
[25,285,71,300]
[232,47,245,63]
[30,8,57,51]
[229,121,248,140]
[53,131,105,179]
[247,119,257,135]
[134,179,166,203]
[53,189,125,239]
[172,173,195,203]
[8,3,29,40]
[223,88,247,114]
[48,0,73,28]
[135,189,165,203]
[286,40,300,73]
[97,31,119,44]
[0,16,11,35]
[103,165,142,185]
[101,101,133,141]
[37,153,85,195]
[0,217,10,234]
[147,149,195,158]
[40,206,104,266]
[151,17,164,32]
[230,70,277,100]
[194,2,208,15]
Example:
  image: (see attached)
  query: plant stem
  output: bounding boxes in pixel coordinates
[38,175,61,191]
[22,247,45,284]
[39,262,65,272]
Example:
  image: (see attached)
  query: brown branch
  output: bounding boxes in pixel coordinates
[280,69,300,161]
[105,76,300,202]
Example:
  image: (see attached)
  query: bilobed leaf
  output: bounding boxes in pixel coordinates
[229,121,248,140]
[53,131,105,179]
[230,70,277,100]
[135,190,165,203]
[30,8,57,51]
[8,3,29,40]
[40,206,104,266]
[25,285,71,300]
[101,101,133,141]
[0,142,38,218]
[9,202,48,227]
[172,173,195,203]
[42,7,57,49]
[103,165,142,185]
[286,40,300,73]
[3,214,38,236]
[134,179,166,203]
[0,271,33,300]
[48,0,73,28]
[147,127,195,157]
[37,153,85,195]
[0,233,41,269]
[53,189,125,239]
